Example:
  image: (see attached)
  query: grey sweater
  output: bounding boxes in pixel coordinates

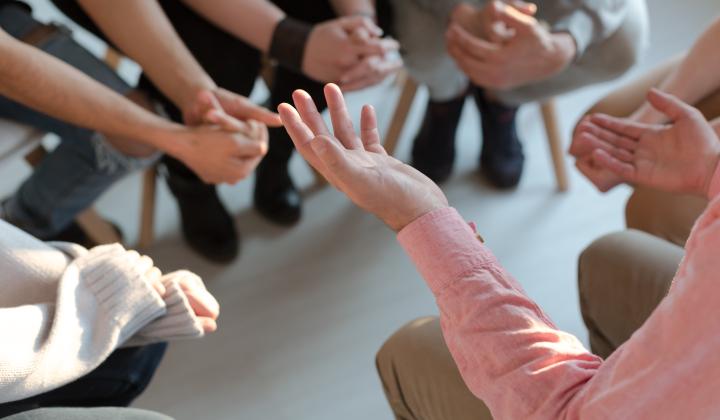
[410,0,634,57]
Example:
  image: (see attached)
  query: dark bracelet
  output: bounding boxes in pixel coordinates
[269,17,313,73]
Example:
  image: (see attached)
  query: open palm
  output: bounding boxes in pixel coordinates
[581,89,720,196]
[278,84,448,232]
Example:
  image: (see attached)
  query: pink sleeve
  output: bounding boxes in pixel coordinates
[398,207,603,419]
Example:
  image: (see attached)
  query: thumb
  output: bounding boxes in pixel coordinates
[491,1,535,32]
[647,88,702,122]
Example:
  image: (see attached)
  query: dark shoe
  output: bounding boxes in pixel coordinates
[474,88,525,189]
[410,95,467,183]
[165,169,239,263]
[254,159,301,226]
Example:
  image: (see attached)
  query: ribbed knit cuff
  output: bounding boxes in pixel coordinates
[125,271,206,346]
[73,244,167,344]
[269,17,313,73]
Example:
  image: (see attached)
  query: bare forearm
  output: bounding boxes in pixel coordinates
[634,18,720,123]
[180,0,284,52]
[0,30,185,155]
[329,0,376,17]
[78,0,215,111]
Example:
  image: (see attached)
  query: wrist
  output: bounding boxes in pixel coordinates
[550,32,576,72]
[146,121,193,159]
[269,17,314,73]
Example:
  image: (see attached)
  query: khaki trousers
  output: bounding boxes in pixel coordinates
[376,62,720,419]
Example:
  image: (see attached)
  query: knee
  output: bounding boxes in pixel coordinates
[578,231,639,311]
[376,317,438,395]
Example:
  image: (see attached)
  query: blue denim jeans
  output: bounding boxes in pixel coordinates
[0,3,159,238]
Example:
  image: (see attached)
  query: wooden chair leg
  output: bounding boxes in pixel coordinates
[138,166,157,248]
[383,74,419,156]
[540,100,569,192]
[77,209,122,244]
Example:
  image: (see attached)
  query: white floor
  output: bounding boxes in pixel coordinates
[3,1,718,419]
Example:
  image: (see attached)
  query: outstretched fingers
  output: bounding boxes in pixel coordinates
[324,83,364,149]
[292,89,331,137]
[278,103,323,170]
[360,105,386,154]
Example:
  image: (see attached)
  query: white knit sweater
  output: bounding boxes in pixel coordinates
[0,220,208,403]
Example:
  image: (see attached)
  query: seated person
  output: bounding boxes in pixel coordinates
[390,0,648,188]
[0,16,220,419]
[0,220,219,418]
[279,83,720,418]
[51,0,401,262]
[572,16,720,246]
[0,1,272,246]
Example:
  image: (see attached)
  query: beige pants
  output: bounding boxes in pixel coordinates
[390,0,649,104]
[376,61,720,419]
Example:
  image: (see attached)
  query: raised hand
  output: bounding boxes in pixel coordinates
[581,89,720,196]
[278,83,448,231]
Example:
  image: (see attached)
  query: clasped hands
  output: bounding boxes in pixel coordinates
[303,15,402,92]
[445,1,576,90]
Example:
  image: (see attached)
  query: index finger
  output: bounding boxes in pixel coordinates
[278,103,324,169]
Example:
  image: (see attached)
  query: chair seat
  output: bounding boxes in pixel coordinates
[0,118,45,162]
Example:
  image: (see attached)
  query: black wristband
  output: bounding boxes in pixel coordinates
[269,17,313,73]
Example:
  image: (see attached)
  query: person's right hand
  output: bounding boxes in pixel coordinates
[278,84,448,232]
[163,270,220,334]
[303,16,400,87]
[581,89,720,197]
[174,113,268,185]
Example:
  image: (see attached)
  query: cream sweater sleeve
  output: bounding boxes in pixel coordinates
[0,222,167,403]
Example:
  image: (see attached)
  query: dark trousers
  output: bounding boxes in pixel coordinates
[0,344,168,418]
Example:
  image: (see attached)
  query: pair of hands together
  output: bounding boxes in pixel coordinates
[571,89,720,198]
[446,1,576,90]
[130,249,220,334]
[169,16,400,186]
[277,84,720,235]
[303,15,402,92]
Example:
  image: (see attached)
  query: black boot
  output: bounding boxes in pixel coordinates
[410,95,467,183]
[163,158,239,263]
[253,126,302,226]
[474,88,525,189]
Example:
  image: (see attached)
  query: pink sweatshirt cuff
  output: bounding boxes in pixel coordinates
[708,159,720,199]
[397,207,494,294]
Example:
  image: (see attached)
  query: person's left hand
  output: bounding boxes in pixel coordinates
[445,2,576,90]
[580,89,720,197]
[278,83,448,232]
